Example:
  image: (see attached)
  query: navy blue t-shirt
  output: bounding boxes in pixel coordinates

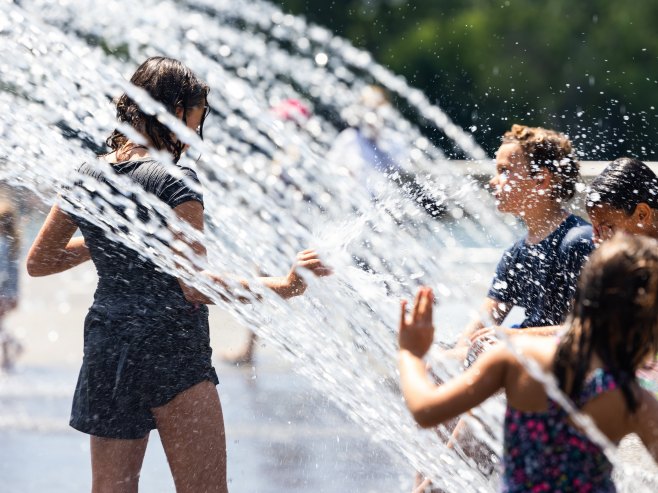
[487,214,593,328]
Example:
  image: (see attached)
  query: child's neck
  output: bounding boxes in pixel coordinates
[521,202,569,244]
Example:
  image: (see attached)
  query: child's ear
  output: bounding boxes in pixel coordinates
[175,106,184,119]
[534,169,552,191]
[633,203,652,226]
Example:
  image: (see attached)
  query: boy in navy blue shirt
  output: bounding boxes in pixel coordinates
[467,124,593,339]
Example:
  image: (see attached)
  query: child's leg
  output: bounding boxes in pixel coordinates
[412,474,432,492]
[447,415,470,449]
[90,434,149,493]
[0,321,9,370]
[152,380,227,493]
[221,330,257,365]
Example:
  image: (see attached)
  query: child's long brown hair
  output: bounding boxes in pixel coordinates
[106,57,209,163]
[553,234,658,412]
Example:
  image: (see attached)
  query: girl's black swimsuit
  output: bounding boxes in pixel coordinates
[66,159,218,439]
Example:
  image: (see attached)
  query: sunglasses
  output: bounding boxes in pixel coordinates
[182,104,211,140]
[197,104,210,140]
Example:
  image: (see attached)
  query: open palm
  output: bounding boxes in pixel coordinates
[399,287,435,358]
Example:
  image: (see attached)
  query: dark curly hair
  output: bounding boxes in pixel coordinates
[587,157,658,215]
[502,124,581,201]
[106,56,209,163]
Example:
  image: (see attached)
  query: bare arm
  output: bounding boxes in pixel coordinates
[27,204,90,277]
[462,297,511,338]
[257,249,330,299]
[398,287,511,428]
[172,201,329,304]
[399,346,510,428]
[439,297,512,361]
[468,324,562,348]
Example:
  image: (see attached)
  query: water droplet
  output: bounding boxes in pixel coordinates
[315,52,328,66]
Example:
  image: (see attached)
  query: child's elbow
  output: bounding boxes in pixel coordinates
[412,411,439,429]
[26,258,47,277]
[409,404,443,429]
[178,280,211,305]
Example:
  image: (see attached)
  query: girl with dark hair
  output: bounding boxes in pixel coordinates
[0,199,21,371]
[587,157,658,243]
[26,56,328,492]
[399,234,658,492]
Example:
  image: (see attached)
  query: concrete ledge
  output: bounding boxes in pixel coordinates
[452,160,658,178]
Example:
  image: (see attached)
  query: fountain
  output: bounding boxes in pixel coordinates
[0,0,656,491]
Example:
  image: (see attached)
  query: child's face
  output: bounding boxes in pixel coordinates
[489,143,542,215]
[588,203,649,244]
[175,102,210,150]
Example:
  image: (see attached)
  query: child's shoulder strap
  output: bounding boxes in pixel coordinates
[578,368,618,406]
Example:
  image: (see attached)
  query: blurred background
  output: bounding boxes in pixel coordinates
[272,0,658,159]
[1,1,657,492]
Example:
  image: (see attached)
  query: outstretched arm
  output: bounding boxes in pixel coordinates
[257,249,332,298]
[462,297,511,340]
[27,204,90,276]
[172,200,330,304]
[468,324,562,347]
[399,287,511,428]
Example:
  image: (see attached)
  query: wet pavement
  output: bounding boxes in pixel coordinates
[0,265,408,492]
[0,358,408,493]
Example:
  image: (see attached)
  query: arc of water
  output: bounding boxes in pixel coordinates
[0,8,500,489]
[4,1,654,490]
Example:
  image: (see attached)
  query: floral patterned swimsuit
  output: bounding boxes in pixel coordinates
[502,368,617,492]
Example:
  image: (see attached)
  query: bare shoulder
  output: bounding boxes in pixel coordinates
[500,336,559,410]
[173,200,204,229]
[509,335,558,369]
[42,203,79,232]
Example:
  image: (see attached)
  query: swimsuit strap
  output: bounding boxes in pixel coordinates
[577,368,618,406]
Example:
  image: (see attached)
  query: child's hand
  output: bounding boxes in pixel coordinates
[469,326,497,344]
[399,287,435,358]
[286,249,333,295]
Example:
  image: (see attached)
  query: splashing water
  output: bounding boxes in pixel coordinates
[1,0,656,491]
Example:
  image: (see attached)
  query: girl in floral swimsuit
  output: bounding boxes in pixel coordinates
[398,234,658,491]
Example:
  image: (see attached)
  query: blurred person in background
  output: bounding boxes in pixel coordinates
[328,85,444,217]
[0,198,22,371]
[221,97,314,366]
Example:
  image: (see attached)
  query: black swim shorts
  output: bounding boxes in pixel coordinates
[70,301,219,439]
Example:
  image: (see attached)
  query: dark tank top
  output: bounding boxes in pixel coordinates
[66,158,203,309]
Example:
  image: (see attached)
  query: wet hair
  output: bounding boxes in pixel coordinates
[0,200,19,259]
[587,157,658,215]
[502,124,580,201]
[106,56,209,163]
[554,234,658,413]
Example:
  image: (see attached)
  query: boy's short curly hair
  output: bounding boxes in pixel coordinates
[502,124,581,201]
